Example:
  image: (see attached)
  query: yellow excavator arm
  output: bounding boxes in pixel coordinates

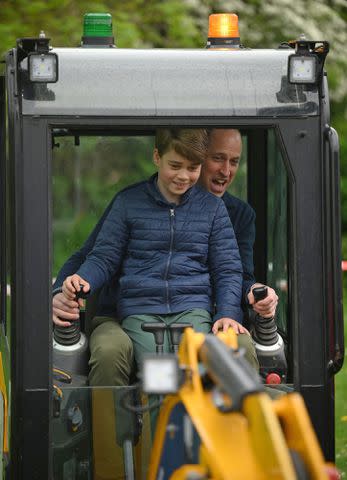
[146,328,336,480]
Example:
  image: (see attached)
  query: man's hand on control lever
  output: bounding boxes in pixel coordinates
[53,293,81,327]
[247,283,278,318]
[53,274,90,327]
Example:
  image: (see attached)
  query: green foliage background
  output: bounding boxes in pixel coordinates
[1,0,346,472]
[52,135,157,273]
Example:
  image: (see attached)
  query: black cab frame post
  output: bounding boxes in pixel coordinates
[6,47,52,477]
[246,116,338,459]
[0,74,6,333]
[15,117,52,478]
[279,118,335,458]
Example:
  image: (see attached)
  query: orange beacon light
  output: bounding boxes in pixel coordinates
[207,13,240,48]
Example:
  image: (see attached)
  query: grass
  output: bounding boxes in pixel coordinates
[335,294,347,476]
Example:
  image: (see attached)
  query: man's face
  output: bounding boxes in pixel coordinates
[153,148,201,204]
[199,129,242,197]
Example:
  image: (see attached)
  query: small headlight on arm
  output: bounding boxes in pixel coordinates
[141,354,180,395]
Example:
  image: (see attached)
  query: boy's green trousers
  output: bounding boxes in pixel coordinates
[88,310,259,387]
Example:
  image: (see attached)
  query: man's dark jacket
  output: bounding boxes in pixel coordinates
[55,176,243,322]
[54,182,255,322]
[222,191,256,296]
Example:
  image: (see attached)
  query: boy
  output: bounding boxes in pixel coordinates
[62,128,246,365]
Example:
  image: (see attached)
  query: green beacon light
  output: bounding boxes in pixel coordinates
[81,13,115,48]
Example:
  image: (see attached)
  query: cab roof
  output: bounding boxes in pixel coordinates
[20,47,319,117]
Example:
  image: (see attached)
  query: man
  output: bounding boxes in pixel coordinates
[200,129,278,318]
[52,128,278,385]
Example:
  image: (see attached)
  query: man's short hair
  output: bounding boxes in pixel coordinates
[208,127,242,139]
[155,128,208,164]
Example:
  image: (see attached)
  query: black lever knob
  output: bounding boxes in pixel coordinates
[75,284,90,300]
[169,323,192,353]
[252,286,268,302]
[141,323,167,354]
[251,286,279,346]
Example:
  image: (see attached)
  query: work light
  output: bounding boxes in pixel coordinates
[288,54,318,84]
[141,354,180,394]
[28,52,58,83]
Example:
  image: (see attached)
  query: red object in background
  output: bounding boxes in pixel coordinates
[342,261,347,271]
[325,464,342,480]
[265,373,281,385]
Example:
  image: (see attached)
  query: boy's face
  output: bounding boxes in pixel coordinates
[153,148,201,204]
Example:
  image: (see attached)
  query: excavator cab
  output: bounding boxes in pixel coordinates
[0,12,343,479]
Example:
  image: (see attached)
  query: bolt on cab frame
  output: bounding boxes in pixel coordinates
[0,16,344,479]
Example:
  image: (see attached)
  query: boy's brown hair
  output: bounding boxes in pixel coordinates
[155,128,208,164]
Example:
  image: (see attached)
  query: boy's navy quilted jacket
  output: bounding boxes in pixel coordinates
[73,175,243,322]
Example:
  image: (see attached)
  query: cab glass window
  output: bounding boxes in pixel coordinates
[267,130,288,337]
[51,127,290,477]
[52,134,155,275]
[52,128,288,339]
